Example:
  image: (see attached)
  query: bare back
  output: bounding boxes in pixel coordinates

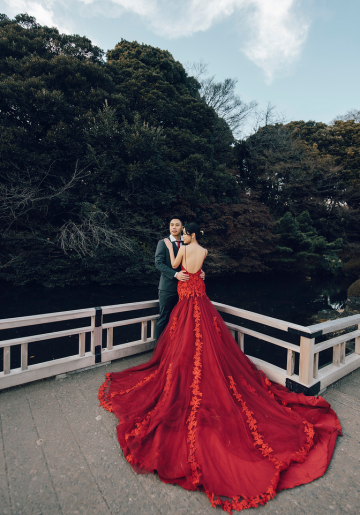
[183,244,207,274]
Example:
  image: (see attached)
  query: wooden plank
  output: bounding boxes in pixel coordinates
[0,326,93,348]
[308,314,360,336]
[21,342,28,370]
[79,333,85,357]
[107,327,113,350]
[0,308,94,330]
[333,344,340,367]
[0,353,95,390]
[225,322,300,352]
[314,329,360,353]
[287,349,295,376]
[213,301,310,334]
[313,352,319,379]
[102,300,159,315]
[299,336,315,386]
[4,347,10,375]
[102,314,158,330]
[141,321,147,343]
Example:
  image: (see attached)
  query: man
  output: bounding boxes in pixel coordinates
[154,216,204,342]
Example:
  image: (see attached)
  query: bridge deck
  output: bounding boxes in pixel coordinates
[1,352,359,515]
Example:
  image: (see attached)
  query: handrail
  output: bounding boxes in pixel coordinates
[212,302,311,334]
[307,313,360,335]
[0,308,94,330]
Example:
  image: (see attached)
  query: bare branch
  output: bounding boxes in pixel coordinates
[57,211,134,256]
[184,59,209,80]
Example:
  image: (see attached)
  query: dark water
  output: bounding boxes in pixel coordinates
[0,274,352,373]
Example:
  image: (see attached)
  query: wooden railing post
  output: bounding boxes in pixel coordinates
[107,327,113,350]
[21,343,28,370]
[299,336,315,386]
[313,352,319,379]
[340,341,346,364]
[333,344,340,367]
[151,319,156,341]
[356,324,360,354]
[79,333,85,357]
[3,347,10,375]
[238,331,245,352]
[238,331,244,352]
[91,307,103,363]
[141,321,147,343]
[286,349,295,376]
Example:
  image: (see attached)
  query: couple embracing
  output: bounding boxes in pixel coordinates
[98,216,341,513]
[154,216,206,342]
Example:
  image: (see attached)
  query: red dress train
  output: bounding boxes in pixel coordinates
[98,267,342,513]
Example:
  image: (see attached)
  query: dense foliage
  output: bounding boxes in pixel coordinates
[0,14,358,287]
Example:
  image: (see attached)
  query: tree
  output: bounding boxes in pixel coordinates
[234,121,360,244]
[0,18,244,286]
[186,61,257,138]
[274,211,343,275]
[332,109,360,124]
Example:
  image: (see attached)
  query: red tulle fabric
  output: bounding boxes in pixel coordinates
[98,267,342,513]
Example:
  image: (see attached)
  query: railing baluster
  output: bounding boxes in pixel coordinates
[313,352,319,379]
[238,332,244,352]
[230,329,236,339]
[21,342,28,370]
[151,319,156,341]
[340,341,346,364]
[333,344,340,367]
[141,321,147,343]
[4,347,10,375]
[286,349,295,376]
[79,333,85,357]
[299,337,315,385]
[356,324,360,354]
[107,327,113,350]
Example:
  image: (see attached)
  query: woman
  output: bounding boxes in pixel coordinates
[99,223,341,513]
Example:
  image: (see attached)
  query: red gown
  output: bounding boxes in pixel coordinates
[98,265,342,513]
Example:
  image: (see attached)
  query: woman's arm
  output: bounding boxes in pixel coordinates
[164,239,184,269]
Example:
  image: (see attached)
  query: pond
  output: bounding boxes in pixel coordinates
[0,273,352,373]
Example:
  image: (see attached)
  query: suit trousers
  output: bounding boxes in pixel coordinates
[155,289,179,342]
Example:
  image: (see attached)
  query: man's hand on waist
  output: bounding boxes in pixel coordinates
[175,271,190,282]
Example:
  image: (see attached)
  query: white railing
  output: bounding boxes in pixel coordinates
[213,302,360,393]
[1,300,360,393]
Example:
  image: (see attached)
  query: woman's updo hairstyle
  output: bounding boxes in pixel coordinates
[184,223,203,241]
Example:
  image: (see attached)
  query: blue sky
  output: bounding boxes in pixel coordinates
[1,0,359,128]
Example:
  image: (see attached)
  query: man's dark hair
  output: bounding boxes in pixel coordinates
[169,216,184,225]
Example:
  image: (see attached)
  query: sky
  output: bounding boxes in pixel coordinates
[1,0,359,128]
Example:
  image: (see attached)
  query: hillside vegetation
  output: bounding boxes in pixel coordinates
[1,14,359,286]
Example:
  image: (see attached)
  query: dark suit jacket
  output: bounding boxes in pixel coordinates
[155,237,182,293]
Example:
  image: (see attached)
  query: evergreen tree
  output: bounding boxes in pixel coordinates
[275,211,343,275]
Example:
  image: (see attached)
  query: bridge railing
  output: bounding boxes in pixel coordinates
[213,302,360,394]
[1,300,359,393]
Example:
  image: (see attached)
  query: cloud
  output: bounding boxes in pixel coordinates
[79,0,310,82]
[1,0,310,83]
[2,0,71,34]
[243,0,309,84]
